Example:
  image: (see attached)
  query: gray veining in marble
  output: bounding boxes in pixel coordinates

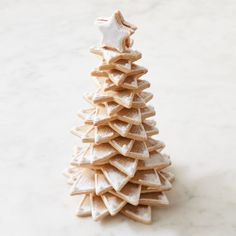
[0,0,236,235]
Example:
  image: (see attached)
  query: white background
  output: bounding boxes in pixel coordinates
[0,0,236,235]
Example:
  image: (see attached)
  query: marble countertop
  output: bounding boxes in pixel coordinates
[1,0,236,235]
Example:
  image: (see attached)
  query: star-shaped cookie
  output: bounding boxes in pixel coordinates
[96,10,135,52]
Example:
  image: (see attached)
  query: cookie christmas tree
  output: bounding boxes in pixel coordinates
[64,10,174,224]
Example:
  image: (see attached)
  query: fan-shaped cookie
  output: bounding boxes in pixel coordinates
[109,137,134,155]
[76,194,91,217]
[109,154,138,177]
[95,125,119,144]
[139,192,169,206]
[121,204,151,224]
[70,168,95,195]
[101,192,126,216]
[137,152,171,170]
[126,141,149,160]
[117,107,142,125]
[105,101,123,115]
[71,124,94,143]
[143,120,159,136]
[90,194,109,221]
[146,138,165,152]
[101,164,130,191]
[76,144,118,166]
[95,170,112,195]
[110,183,141,206]
[130,169,161,187]
[109,120,132,136]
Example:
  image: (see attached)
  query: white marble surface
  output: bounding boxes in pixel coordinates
[1,0,236,235]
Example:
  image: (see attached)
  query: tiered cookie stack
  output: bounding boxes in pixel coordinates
[64,10,174,224]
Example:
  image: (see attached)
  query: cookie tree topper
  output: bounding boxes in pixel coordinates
[64,10,174,224]
[96,10,136,52]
